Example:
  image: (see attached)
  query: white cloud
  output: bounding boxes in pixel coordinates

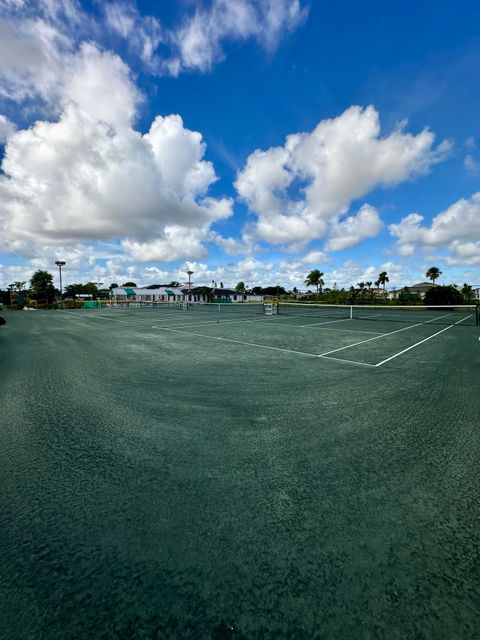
[236,105,450,247]
[0,40,232,261]
[464,154,480,176]
[122,227,210,263]
[301,249,330,264]
[0,15,71,103]
[325,204,382,251]
[164,0,308,74]
[464,136,476,150]
[209,231,257,256]
[389,193,480,265]
[0,114,16,142]
[445,241,480,265]
[0,107,232,258]
[0,3,239,265]
[103,2,163,68]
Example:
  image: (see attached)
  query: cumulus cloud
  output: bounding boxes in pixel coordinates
[0,107,232,258]
[389,193,480,265]
[236,105,450,247]
[0,32,233,263]
[325,204,382,251]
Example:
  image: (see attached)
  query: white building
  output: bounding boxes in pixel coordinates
[110,285,264,304]
[111,286,184,303]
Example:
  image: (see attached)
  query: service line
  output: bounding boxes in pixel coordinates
[157,325,373,366]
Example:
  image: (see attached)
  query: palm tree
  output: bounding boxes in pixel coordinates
[377,271,389,297]
[305,270,324,301]
[357,282,365,300]
[365,281,373,301]
[461,283,473,303]
[426,266,441,285]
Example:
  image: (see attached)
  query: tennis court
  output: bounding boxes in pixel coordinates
[1,304,479,639]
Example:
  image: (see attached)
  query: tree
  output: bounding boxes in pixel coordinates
[397,287,420,305]
[122,282,137,287]
[461,283,473,303]
[64,283,84,298]
[423,285,463,306]
[30,270,56,304]
[235,281,246,293]
[304,270,324,300]
[426,266,441,285]
[262,286,286,296]
[109,283,119,290]
[168,281,180,287]
[376,271,389,296]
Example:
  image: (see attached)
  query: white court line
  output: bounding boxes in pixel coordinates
[151,315,384,335]
[315,311,455,359]
[151,316,267,331]
[374,325,453,366]
[159,326,375,366]
[371,314,473,367]
[316,321,425,357]
[80,314,131,324]
[298,318,351,328]
[159,326,318,358]
[300,325,383,335]
[317,354,376,367]
[425,311,455,323]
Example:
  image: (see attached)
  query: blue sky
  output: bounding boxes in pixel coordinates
[0,0,479,290]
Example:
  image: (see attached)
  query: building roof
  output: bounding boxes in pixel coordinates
[410,282,434,287]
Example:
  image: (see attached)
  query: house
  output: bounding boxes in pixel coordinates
[403,282,435,300]
[183,286,263,303]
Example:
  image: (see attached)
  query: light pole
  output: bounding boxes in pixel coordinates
[187,270,193,290]
[55,261,65,308]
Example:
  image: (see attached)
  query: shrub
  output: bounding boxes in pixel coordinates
[423,285,464,306]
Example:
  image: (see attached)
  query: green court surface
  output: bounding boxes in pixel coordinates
[0,306,479,639]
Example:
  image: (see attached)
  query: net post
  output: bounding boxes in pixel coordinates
[349,305,353,320]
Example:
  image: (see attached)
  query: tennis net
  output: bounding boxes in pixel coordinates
[274,303,479,326]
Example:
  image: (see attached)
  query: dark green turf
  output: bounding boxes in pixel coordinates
[1,309,479,639]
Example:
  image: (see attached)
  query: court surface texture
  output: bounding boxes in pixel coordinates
[0,307,479,639]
